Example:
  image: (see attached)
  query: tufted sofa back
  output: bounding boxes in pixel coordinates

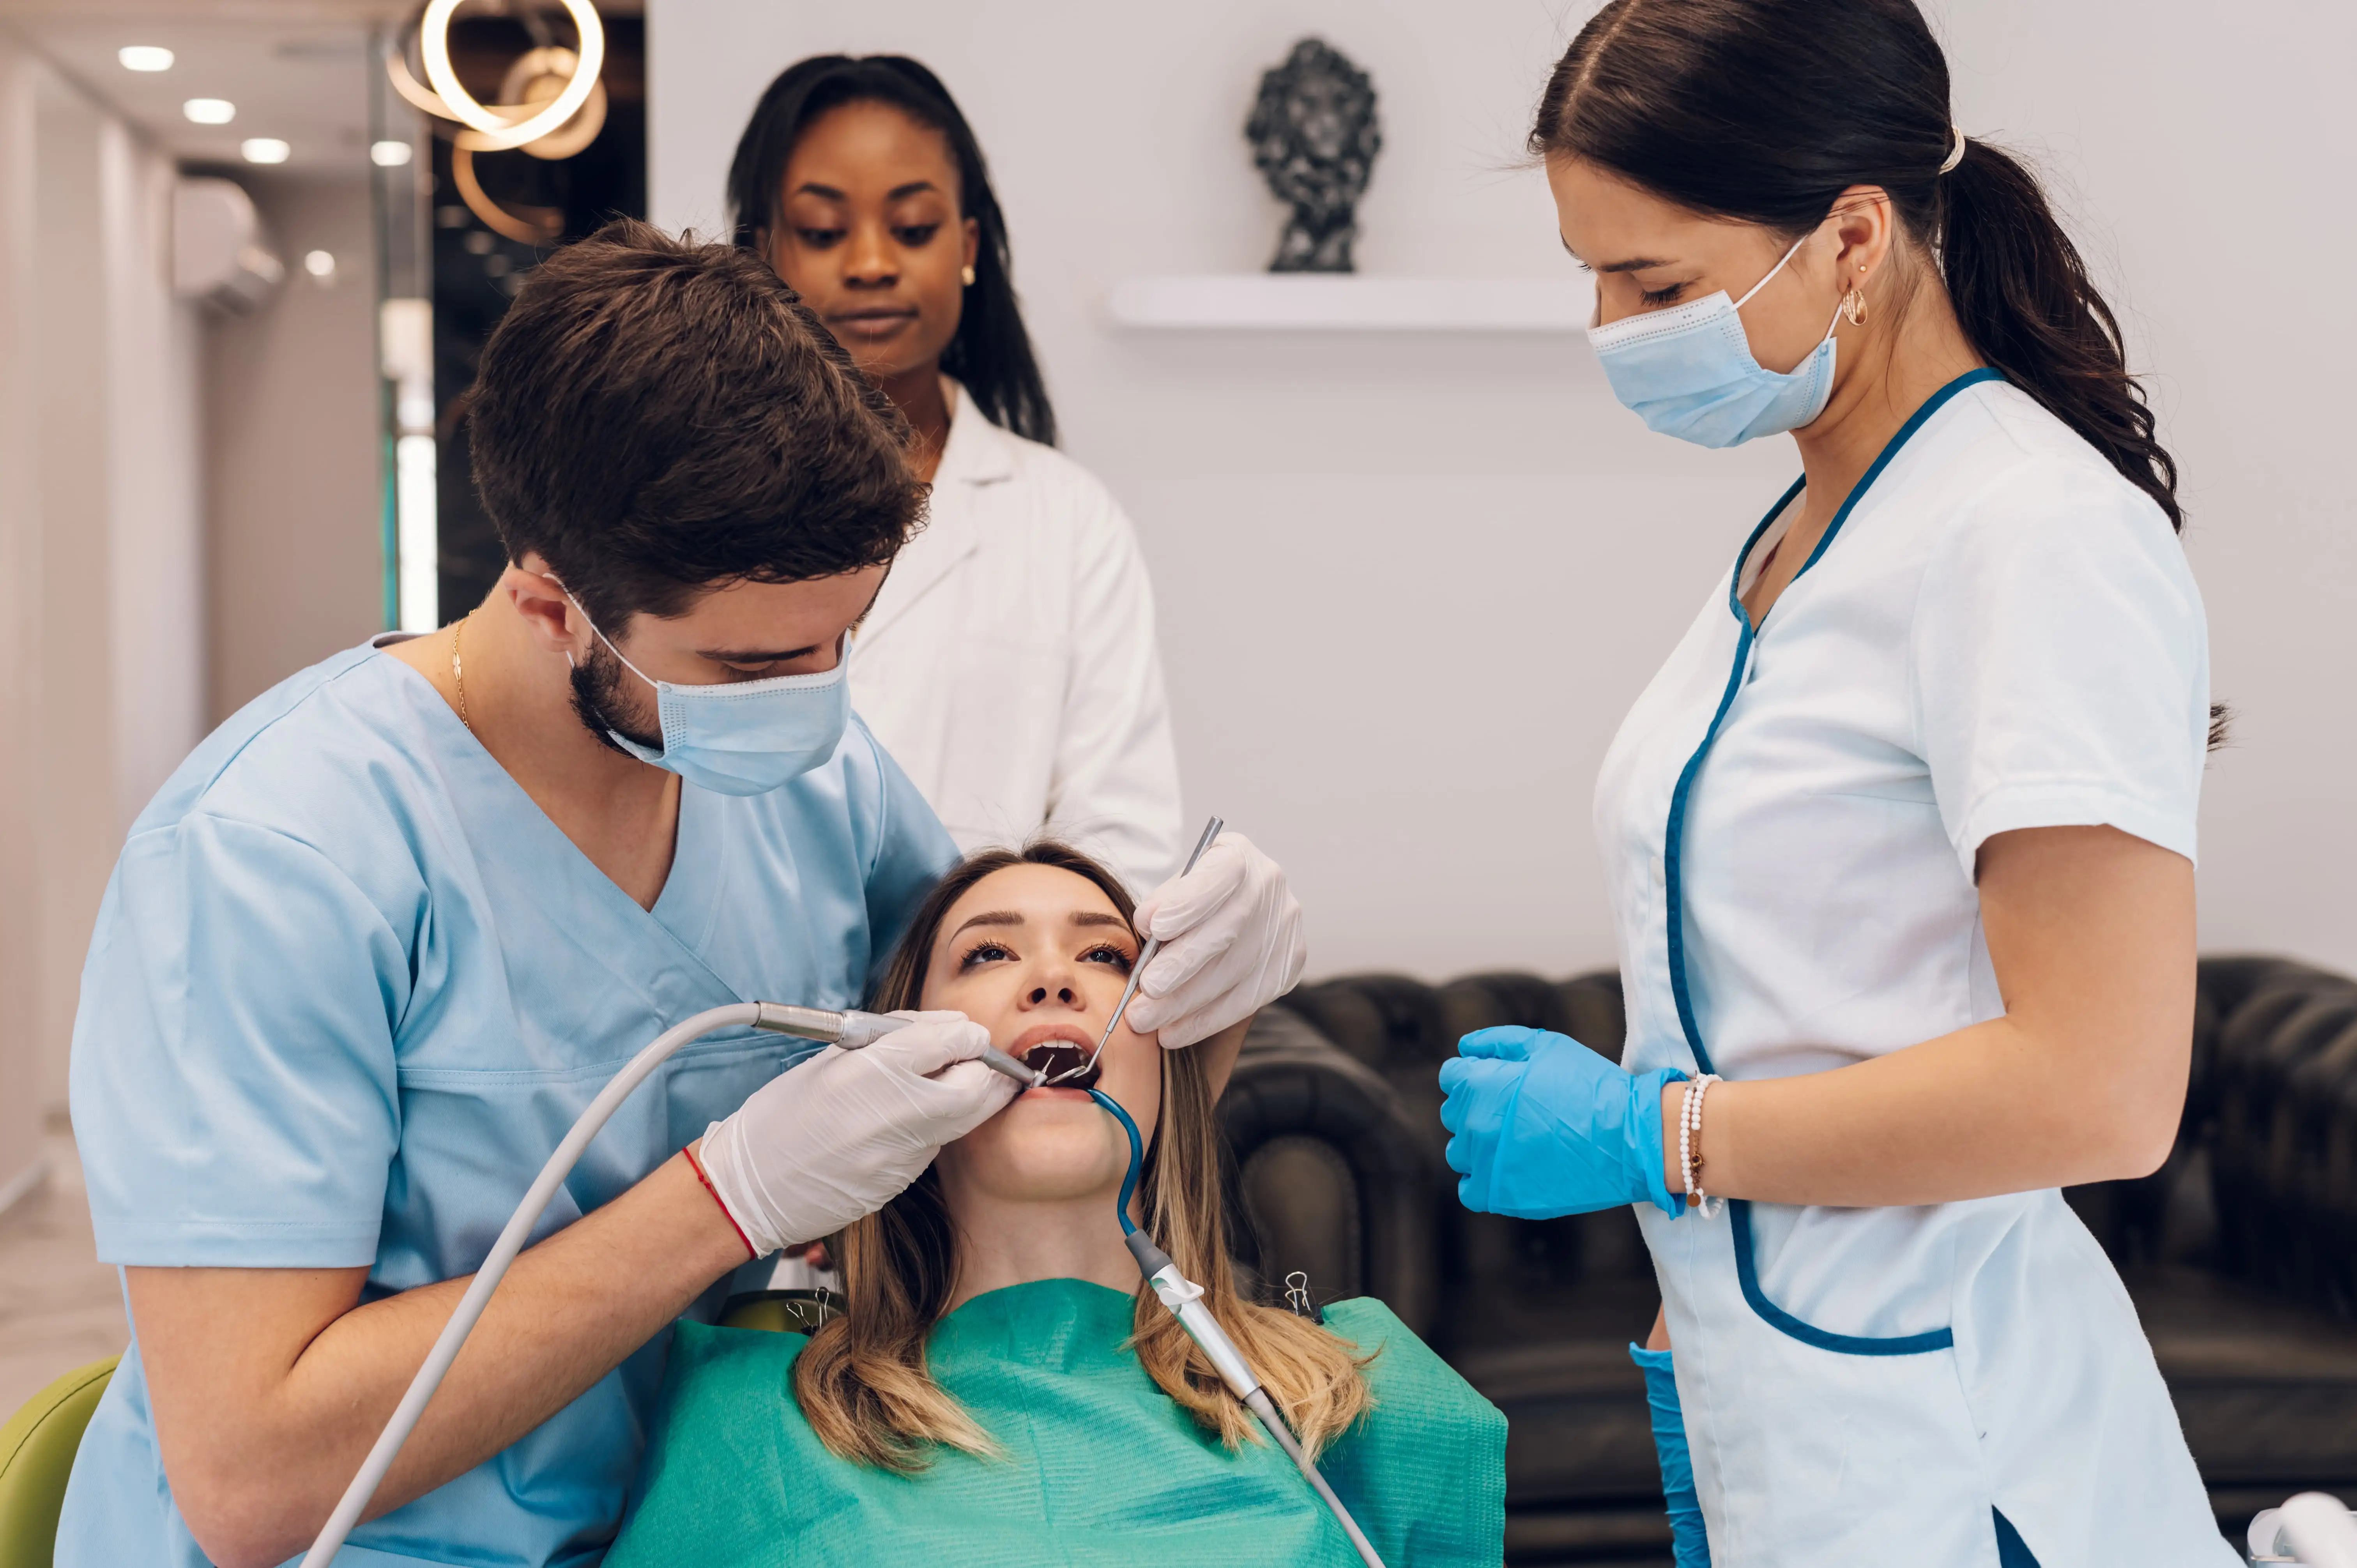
[1227,957,2357,1331]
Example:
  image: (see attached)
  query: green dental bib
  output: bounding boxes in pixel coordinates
[610,1277,1503,1567]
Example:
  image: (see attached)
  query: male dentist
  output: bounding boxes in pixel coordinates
[60,220,1303,1568]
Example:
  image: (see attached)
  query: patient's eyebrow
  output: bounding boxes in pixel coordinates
[1068,912,1130,931]
[947,910,1026,942]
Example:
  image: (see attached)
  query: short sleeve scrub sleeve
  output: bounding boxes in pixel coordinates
[57,642,960,1568]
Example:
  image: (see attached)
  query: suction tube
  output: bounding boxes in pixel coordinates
[1088,1089,1388,1568]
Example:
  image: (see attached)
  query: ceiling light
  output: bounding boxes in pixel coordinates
[303,250,336,279]
[240,138,290,165]
[370,140,414,167]
[183,98,235,125]
[417,0,603,152]
[118,45,174,72]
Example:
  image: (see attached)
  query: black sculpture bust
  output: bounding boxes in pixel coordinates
[1246,37,1381,273]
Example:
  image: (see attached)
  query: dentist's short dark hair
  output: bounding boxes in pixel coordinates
[467,216,927,631]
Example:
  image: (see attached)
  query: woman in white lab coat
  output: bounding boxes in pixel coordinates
[726,55,1183,893]
[1436,4,2234,1568]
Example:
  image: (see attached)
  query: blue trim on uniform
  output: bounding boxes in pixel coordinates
[1727,1202,1954,1353]
[1993,1508,2042,1567]
[1662,368,2004,1357]
[1662,477,1799,1080]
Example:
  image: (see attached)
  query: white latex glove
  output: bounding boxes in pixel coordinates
[1123,833,1307,1049]
[698,1011,1017,1256]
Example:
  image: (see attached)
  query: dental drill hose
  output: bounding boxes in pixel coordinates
[1089,1090,1388,1568]
[302,1002,1033,1568]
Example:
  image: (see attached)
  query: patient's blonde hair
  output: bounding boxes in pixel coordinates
[792,843,1373,1472]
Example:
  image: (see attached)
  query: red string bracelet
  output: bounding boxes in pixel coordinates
[682,1142,757,1262]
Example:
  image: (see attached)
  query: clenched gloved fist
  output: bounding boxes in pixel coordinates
[1439,1026,1688,1220]
[698,1011,1018,1256]
[1124,833,1307,1049]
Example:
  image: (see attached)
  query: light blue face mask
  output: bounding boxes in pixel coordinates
[1586,232,1845,449]
[558,583,851,797]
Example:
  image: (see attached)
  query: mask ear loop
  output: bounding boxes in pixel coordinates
[1740,229,1860,361]
[546,574,660,692]
[1731,230,1812,311]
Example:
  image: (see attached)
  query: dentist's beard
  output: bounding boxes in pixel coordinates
[568,642,666,758]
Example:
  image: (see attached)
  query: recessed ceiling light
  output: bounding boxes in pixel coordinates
[240,138,291,165]
[118,45,174,72]
[303,250,336,279]
[370,140,413,167]
[183,98,235,125]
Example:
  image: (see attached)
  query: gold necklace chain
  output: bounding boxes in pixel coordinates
[451,619,472,733]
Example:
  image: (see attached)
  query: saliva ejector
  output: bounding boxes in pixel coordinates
[303,815,1388,1568]
[1086,1086,1389,1568]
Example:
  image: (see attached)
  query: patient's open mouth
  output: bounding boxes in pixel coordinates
[1020,1041,1099,1089]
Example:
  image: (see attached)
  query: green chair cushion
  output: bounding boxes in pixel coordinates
[0,1356,118,1568]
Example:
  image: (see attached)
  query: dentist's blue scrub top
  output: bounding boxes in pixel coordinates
[57,638,959,1568]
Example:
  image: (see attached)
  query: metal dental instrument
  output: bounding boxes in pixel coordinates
[755,1002,1045,1087]
[301,999,1035,1567]
[1048,814,1224,1086]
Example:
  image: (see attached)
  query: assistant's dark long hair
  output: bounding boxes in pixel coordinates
[1531,0,2180,533]
[727,55,1057,447]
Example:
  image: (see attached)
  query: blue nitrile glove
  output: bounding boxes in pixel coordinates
[1438,1026,1686,1218]
[1631,1344,1712,1568]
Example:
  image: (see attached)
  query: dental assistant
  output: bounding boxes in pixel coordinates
[728,55,1185,894]
[58,223,1303,1568]
[1438,4,2228,1566]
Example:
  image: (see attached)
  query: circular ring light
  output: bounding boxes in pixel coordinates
[419,0,604,153]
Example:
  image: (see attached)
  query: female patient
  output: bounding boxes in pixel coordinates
[611,844,1504,1566]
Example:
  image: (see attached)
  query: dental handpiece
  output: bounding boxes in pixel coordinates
[753,1002,1044,1086]
[302,999,1035,1567]
[1048,814,1225,1086]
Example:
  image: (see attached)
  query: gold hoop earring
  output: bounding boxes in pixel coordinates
[1841,287,1869,326]
[960,264,977,286]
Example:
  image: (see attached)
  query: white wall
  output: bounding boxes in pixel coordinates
[0,34,209,1143]
[205,171,384,724]
[650,0,2356,981]
[0,34,51,1207]
[97,118,205,833]
[31,81,120,1133]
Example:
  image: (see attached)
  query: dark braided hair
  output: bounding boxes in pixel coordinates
[727,54,1057,447]
[1531,0,2182,533]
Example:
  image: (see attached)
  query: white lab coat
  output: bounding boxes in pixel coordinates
[848,383,1184,894]
[1599,372,2230,1567]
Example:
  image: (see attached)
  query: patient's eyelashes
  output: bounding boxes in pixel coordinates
[955,938,1136,974]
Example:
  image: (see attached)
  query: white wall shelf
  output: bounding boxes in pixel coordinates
[1107,273,1594,332]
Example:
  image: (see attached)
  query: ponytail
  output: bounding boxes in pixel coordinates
[1530,0,2185,534]
[1938,138,2179,530]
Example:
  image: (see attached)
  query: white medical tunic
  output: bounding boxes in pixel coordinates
[59,640,957,1568]
[1598,373,2233,1567]
[848,382,1184,893]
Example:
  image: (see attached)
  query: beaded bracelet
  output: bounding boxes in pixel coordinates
[1680,1073,1724,1218]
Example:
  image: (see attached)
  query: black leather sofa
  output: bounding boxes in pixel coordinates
[1217,958,2357,1566]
